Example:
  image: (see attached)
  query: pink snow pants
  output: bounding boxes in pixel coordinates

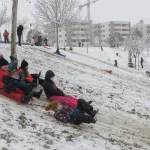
[49,95,78,108]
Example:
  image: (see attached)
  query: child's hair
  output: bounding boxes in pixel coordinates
[10,70,18,76]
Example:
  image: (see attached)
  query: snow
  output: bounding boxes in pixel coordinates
[0,44,150,150]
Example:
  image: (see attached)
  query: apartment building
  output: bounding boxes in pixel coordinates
[93,21,131,46]
[46,20,92,47]
[66,21,92,47]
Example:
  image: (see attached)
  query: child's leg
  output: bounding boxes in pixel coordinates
[72,113,96,125]
[49,96,77,108]
[77,99,92,114]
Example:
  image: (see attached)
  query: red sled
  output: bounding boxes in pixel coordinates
[43,46,51,49]
[104,70,112,74]
[0,90,24,103]
[0,82,24,103]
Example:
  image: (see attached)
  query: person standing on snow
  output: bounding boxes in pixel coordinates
[140,57,144,68]
[44,38,48,46]
[101,46,103,52]
[3,30,9,43]
[17,25,24,46]
[114,60,118,68]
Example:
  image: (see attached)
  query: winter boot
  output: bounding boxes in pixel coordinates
[89,109,99,118]
[33,89,43,99]
[22,92,33,103]
[91,118,97,123]
[88,101,93,105]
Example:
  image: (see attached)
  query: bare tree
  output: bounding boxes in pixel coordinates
[0,6,10,27]
[35,0,80,54]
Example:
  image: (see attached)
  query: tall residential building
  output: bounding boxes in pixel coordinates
[45,20,93,47]
[93,21,131,46]
[66,21,92,47]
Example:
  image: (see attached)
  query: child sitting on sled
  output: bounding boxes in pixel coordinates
[43,70,98,117]
[45,100,97,125]
[4,71,42,102]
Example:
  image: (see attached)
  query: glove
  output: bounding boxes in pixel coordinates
[73,108,80,113]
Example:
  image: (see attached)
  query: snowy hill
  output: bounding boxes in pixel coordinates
[0,44,150,150]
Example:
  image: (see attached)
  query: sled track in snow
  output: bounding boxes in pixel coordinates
[1,45,150,149]
[22,46,150,89]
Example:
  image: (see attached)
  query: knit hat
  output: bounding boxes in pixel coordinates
[45,101,59,112]
[0,54,3,59]
[21,60,28,68]
[0,58,9,67]
[45,70,55,80]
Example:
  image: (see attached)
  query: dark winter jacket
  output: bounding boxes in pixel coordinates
[54,105,73,123]
[43,70,65,99]
[18,68,33,83]
[17,25,24,36]
[4,78,24,93]
[141,58,144,63]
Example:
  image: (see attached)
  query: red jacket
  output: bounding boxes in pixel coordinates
[0,68,10,88]
[0,68,24,103]
[3,31,9,37]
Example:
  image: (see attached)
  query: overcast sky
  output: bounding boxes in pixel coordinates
[1,0,150,28]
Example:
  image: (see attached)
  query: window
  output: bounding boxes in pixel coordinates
[122,24,128,27]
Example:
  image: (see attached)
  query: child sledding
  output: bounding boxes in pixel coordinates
[45,100,97,125]
[0,55,98,126]
[0,56,43,103]
[43,70,99,124]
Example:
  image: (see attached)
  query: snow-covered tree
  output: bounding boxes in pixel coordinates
[35,0,80,54]
[145,34,150,55]
[106,35,115,47]
[125,28,145,70]
[106,32,124,47]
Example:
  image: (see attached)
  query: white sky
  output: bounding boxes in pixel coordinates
[1,0,150,30]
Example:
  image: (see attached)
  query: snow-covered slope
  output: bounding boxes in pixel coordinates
[0,44,150,150]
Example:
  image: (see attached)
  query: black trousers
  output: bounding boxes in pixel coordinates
[72,112,94,125]
[18,34,22,46]
[31,74,44,86]
[77,99,93,114]
[4,37,9,43]
[141,63,143,68]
